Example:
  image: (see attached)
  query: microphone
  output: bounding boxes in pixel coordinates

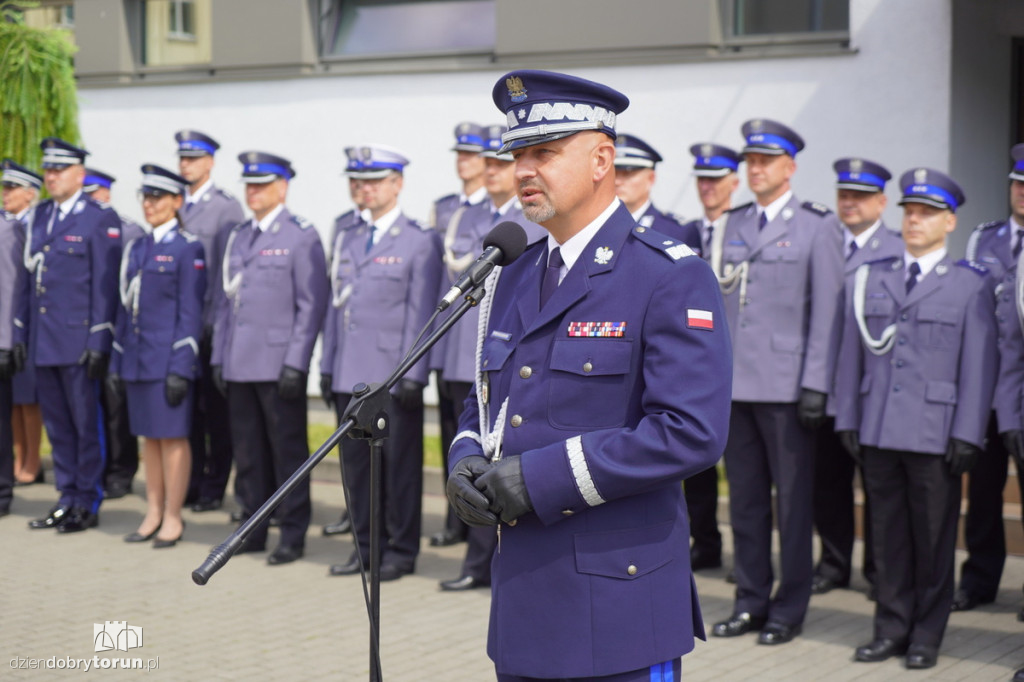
[439,221,528,310]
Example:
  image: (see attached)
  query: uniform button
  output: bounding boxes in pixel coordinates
[561,509,574,517]
[627,565,638,576]
[636,226,646,233]
[39,307,46,314]
[483,359,489,368]
[40,287,45,293]
[43,245,50,252]
[519,366,532,379]
[68,248,74,254]
[582,362,593,373]
[510,414,523,427]
[134,327,140,334]
[893,385,901,392]
[41,266,47,272]
[159,266,165,272]
[895,359,904,368]
[900,313,908,321]
[898,338,906,345]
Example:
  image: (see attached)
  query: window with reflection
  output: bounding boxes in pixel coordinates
[143,0,211,66]
[19,2,75,42]
[731,0,848,36]
[318,0,495,58]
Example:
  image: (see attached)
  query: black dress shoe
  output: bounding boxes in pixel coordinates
[904,643,938,669]
[329,554,362,576]
[124,525,161,543]
[867,585,878,602]
[190,498,222,513]
[711,612,767,637]
[29,505,69,529]
[950,588,983,612]
[56,508,98,533]
[854,637,908,662]
[230,510,249,523]
[440,575,488,591]
[811,574,849,595]
[757,621,801,645]
[1017,606,1024,623]
[322,514,352,536]
[233,537,266,554]
[0,507,9,518]
[725,570,736,584]
[1013,666,1024,682]
[690,548,722,571]
[104,482,131,500]
[379,563,414,582]
[429,528,466,547]
[152,522,184,548]
[267,545,304,565]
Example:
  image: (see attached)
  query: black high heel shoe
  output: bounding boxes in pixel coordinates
[153,521,185,549]
[124,523,162,543]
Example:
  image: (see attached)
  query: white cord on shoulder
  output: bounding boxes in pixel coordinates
[709,220,750,306]
[222,229,243,301]
[443,206,476,280]
[853,263,897,355]
[1016,248,1024,340]
[475,266,506,462]
[330,231,353,308]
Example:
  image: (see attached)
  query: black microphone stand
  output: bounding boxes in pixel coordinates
[192,280,490,682]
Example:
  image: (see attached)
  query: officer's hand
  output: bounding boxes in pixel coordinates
[165,374,189,407]
[1002,430,1024,472]
[78,349,109,380]
[105,372,124,410]
[837,430,863,466]
[395,379,424,410]
[435,371,451,401]
[277,366,306,401]
[11,343,26,373]
[320,373,335,410]
[446,456,498,527]
[945,438,981,476]
[0,350,13,381]
[212,365,227,397]
[797,388,828,430]
[474,455,533,525]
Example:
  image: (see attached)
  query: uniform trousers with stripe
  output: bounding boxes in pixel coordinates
[724,401,815,626]
[36,364,105,511]
[496,658,680,682]
[863,446,960,647]
[188,331,235,503]
[227,381,310,549]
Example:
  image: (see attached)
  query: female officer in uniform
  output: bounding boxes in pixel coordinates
[112,164,205,548]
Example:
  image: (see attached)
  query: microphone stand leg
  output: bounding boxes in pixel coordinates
[369,434,383,682]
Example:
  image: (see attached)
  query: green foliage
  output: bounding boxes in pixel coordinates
[0,3,79,169]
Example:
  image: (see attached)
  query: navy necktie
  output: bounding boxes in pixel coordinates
[249,222,260,247]
[365,225,377,254]
[1014,230,1024,259]
[539,247,563,309]
[847,241,858,261]
[758,211,768,231]
[905,261,921,294]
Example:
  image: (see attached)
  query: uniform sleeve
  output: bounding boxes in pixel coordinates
[832,276,864,433]
[521,257,733,525]
[168,240,207,379]
[87,206,123,354]
[801,214,844,393]
[11,220,28,347]
[110,254,127,376]
[399,229,444,385]
[203,200,245,327]
[995,293,1024,434]
[951,277,999,448]
[283,227,329,373]
[0,220,24,350]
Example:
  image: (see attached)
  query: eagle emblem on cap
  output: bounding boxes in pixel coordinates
[914,168,928,184]
[507,76,527,103]
[751,119,764,131]
[701,144,713,156]
[850,159,863,172]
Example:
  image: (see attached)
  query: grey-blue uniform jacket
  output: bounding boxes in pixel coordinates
[330,208,364,253]
[183,185,245,329]
[834,255,997,454]
[15,194,122,365]
[715,197,844,402]
[120,216,147,245]
[212,208,328,382]
[321,213,443,392]
[968,219,1024,433]
[0,211,26,352]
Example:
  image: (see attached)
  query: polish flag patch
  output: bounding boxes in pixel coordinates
[194,259,205,270]
[686,309,714,331]
[106,226,121,238]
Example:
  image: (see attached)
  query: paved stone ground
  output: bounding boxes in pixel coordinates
[4,452,1024,681]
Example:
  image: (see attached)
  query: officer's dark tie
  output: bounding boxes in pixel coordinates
[758,211,768,231]
[704,224,713,254]
[905,261,921,294]
[1014,229,1024,259]
[365,224,377,254]
[539,246,563,309]
[846,241,859,261]
[249,222,260,247]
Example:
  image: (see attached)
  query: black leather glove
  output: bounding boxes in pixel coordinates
[11,342,26,373]
[0,350,13,381]
[165,374,189,407]
[1003,430,1024,472]
[797,388,828,430]
[446,455,498,527]
[278,366,306,401]
[435,371,451,401]
[474,455,533,525]
[837,430,862,466]
[395,379,424,410]
[212,365,227,397]
[320,373,335,409]
[78,349,109,380]
[105,372,125,411]
[945,438,981,476]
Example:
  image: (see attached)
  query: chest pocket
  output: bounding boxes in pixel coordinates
[917,304,961,349]
[757,245,801,286]
[256,255,288,269]
[57,243,86,258]
[863,297,894,337]
[548,337,633,430]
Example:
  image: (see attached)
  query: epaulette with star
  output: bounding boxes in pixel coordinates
[634,225,695,262]
[433,193,458,206]
[215,186,236,201]
[290,214,313,230]
[727,201,753,213]
[801,201,832,216]
[956,259,989,277]
[972,219,1003,233]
